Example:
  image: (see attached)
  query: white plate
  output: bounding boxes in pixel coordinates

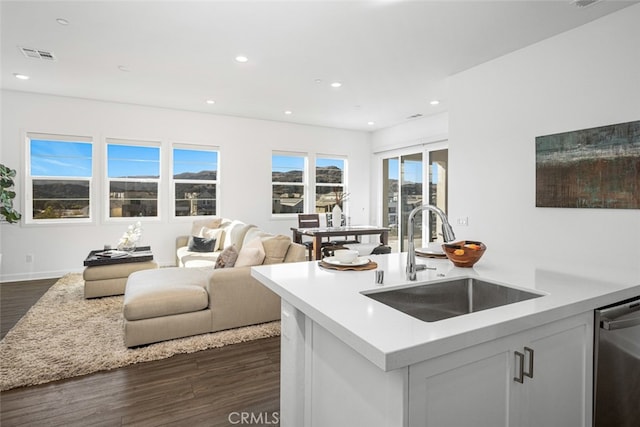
[416,247,444,256]
[323,256,370,266]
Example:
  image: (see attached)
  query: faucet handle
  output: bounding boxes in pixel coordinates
[375,270,384,285]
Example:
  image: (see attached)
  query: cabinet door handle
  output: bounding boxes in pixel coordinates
[514,350,525,383]
[524,346,534,379]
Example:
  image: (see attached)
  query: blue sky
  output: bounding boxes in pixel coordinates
[387,158,426,184]
[107,145,160,177]
[30,140,218,178]
[173,148,218,175]
[32,140,432,183]
[30,139,92,177]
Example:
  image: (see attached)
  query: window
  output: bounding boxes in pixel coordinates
[272,153,305,214]
[172,146,218,217]
[315,157,346,213]
[106,139,160,218]
[27,133,93,222]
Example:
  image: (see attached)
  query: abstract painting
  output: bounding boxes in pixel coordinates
[536,120,639,209]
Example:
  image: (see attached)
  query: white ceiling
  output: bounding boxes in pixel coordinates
[1,0,637,131]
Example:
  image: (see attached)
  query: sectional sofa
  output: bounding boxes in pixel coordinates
[122,218,305,347]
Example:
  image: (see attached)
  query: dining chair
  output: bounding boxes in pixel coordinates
[298,213,330,260]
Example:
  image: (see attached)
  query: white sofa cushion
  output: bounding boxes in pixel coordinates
[124,268,210,320]
[222,221,254,249]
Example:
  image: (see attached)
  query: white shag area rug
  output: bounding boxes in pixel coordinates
[0,273,280,391]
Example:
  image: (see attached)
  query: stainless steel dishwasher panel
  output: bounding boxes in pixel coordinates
[594,296,640,427]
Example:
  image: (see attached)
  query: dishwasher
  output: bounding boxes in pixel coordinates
[593,296,640,427]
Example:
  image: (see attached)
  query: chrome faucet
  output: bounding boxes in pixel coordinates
[406,204,456,281]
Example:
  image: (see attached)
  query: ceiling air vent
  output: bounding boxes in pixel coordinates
[407,113,423,120]
[20,47,57,61]
[571,0,601,8]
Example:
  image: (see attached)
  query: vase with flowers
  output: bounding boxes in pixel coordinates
[117,221,142,252]
[331,189,349,227]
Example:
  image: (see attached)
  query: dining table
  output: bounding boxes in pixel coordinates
[290,225,390,260]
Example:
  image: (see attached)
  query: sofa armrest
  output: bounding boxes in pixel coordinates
[206,266,281,330]
[176,235,189,251]
[176,235,189,265]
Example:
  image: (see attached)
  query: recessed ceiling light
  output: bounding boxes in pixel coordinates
[367,121,375,126]
[330,82,342,88]
[13,73,29,80]
[56,18,69,26]
[284,110,293,115]
[206,99,216,105]
[235,55,249,63]
[429,100,440,105]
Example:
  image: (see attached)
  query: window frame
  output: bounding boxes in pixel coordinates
[170,143,220,219]
[24,132,94,225]
[271,151,307,217]
[105,138,161,221]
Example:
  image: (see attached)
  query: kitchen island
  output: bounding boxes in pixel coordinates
[251,252,640,427]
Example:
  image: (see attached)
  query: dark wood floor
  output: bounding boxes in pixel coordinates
[0,279,281,427]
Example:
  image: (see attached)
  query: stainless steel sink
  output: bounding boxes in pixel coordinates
[363,277,544,322]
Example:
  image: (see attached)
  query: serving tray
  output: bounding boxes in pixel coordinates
[319,259,378,271]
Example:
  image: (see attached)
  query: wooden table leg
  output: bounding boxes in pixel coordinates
[313,236,322,260]
[380,231,388,246]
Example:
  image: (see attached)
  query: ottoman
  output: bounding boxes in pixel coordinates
[83,261,158,298]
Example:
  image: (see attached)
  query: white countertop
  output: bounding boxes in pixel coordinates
[251,252,640,371]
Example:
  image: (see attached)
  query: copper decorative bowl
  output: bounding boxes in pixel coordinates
[442,240,487,268]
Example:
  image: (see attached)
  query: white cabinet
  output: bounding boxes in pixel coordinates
[281,300,593,427]
[408,311,594,427]
[280,300,408,427]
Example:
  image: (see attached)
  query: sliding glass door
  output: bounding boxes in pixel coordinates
[381,146,448,253]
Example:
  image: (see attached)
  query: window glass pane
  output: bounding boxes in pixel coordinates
[272,155,303,183]
[30,140,92,177]
[109,181,158,217]
[316,157,345,212]
[316,158,344,183]
[173,149,218,179]
[107,145,160,178]
[272,184,304,214]
[401,153,423,250]
[32,179,90,219]
[175,183,217,216]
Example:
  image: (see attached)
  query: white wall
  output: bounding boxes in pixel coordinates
[447,4,640,270]
[0,91,371,281]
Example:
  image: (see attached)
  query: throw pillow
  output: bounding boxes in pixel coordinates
[215,245,238,269]
[190,217,223,235]
[199,227,224,251]
[261,235,291,265]
[187,235,217,253]
[235,237,266,267]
